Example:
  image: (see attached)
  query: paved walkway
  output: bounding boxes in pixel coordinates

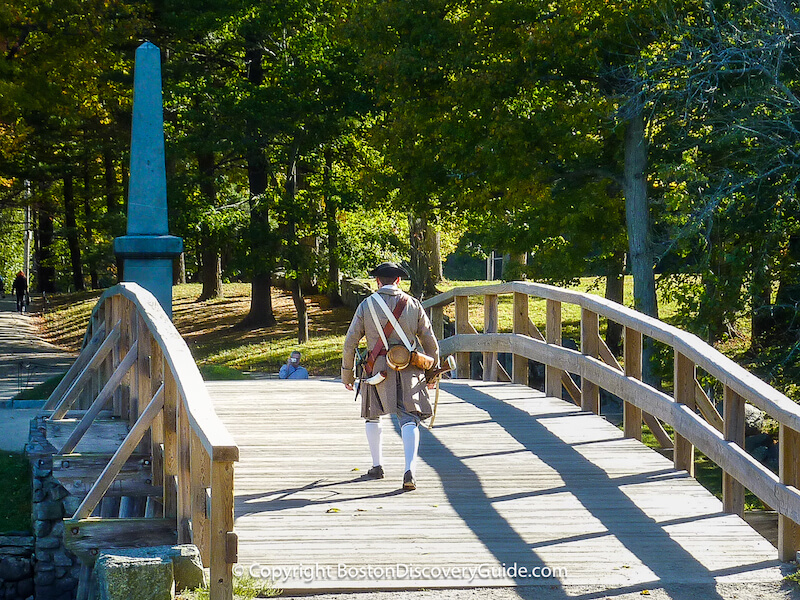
[0,296,75,451]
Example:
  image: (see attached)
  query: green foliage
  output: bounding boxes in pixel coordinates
[198,365,251,381]
[0,207,24,286]
[179,574,280,600]
[13,372,65,401]
[4,0,800,387]
[0,452,31,533]
[337,206,409,276]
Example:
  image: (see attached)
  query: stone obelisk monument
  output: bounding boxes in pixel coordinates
[114,41,182,317]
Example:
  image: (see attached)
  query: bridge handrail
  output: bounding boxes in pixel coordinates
[423,281,800,562]
[97,283,238,460]
[424,281,800,432]
[42,282,237,600]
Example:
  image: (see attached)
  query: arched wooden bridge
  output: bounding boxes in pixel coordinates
[41,282,800,599]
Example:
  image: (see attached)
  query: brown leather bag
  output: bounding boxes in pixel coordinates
[410,350,435,370]
[387,346,435,371]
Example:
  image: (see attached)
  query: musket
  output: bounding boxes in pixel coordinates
[428,355,456,429]
[353,347,367,402]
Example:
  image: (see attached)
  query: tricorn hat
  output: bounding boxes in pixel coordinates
[369,262,408,279]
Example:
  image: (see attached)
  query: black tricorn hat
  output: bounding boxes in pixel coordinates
[369,262,408,279]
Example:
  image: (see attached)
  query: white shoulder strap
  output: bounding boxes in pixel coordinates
[369,293,414,351]
[367,296,390,352]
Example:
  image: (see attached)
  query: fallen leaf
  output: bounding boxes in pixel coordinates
[326,508,340,513]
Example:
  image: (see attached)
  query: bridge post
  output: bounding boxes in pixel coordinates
[114,42,183,318]
[512,292,529,384]
[623,328,643,440]
[580,308,600,414]
[722,386,745,516]
[483,294,498,381]
[178,396,192,543]
[545,299,563,398]
[430,305,444,340]
[210,460,235,600]
[190,430,211,565]
[673,352,696,476]
[135,315,152,450]
[454,295,471,378]
[151,341,167,514]
[110,296,123,417]
[779,425,800,561]
[163,367,179,521]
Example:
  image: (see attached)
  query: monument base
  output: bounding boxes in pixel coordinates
[114,235,183,318]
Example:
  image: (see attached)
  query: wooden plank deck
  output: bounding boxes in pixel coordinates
[206,379,786,593]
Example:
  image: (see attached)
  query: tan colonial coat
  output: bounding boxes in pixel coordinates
[341,285,440,420]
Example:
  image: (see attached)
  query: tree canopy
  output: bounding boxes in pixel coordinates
[1,0,800,362]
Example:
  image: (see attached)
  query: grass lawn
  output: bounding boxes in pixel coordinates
[38,283,354,377]
[39,277,668,378]
[0,452,31,533]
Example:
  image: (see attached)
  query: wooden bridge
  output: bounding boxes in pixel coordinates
[40,281,800,598]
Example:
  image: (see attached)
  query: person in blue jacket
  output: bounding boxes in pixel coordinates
[279,350,309,379]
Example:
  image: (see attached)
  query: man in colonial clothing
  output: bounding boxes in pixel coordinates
[342,262,440,490]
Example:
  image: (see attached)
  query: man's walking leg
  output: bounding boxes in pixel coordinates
[365,418,384,478]
[401,422,419,490]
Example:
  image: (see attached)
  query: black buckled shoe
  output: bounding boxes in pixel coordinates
[367,465,385,479]
[403,470,416,491]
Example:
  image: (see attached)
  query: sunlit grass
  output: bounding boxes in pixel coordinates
[36,276,682,379]
[177,574,281,599]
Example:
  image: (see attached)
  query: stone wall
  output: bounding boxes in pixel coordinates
[0,534,34,600]
[26,416,80,600]
[341,278,371,310]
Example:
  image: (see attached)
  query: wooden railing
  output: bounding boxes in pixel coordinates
[423,281,800,561]
[42,282,238,600]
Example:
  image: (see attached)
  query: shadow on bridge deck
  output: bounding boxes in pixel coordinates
[206,379,788,597]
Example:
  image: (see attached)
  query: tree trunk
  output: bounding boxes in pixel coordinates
[409,213,442,299]
[36,209,56,293]
[286,148,309,343]
[64,174,85,292]
[197,152,223,301]
[175,252,187,285]
[751,243,773,345]
[605,251,625,356]
[104,148,124,238]
[702,223,729,345]
[622,105,658,385]
[199,236,223,300]
[113,151,127,283]
[324,149,342,306]
[292,277,308,344]
[506,253,528,280]
[244,149,277,327]
[121,158,129,216]
[773,234,800,337]
[242,41,276,327]
[83,161,98,289]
